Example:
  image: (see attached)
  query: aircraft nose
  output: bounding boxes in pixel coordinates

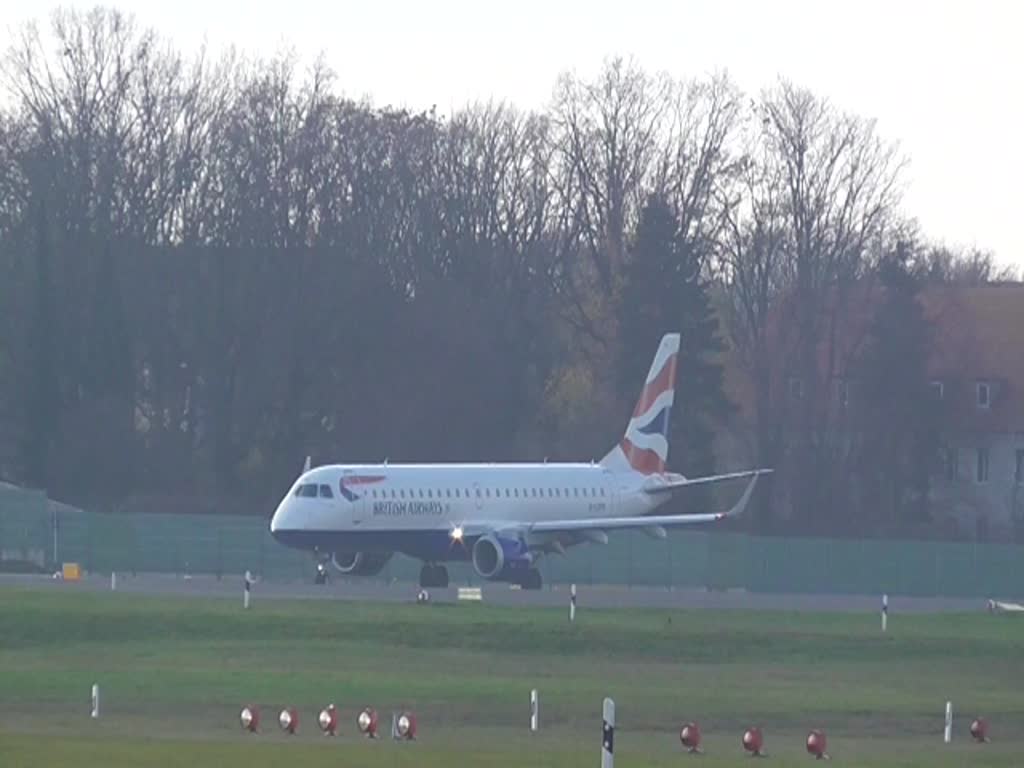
[269,499,288,538]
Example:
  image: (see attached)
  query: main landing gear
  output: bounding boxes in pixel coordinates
[419,563,449,589]
[519,568,542,591]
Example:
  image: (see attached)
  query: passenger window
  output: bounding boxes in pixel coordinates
[319,484,333,498]
[427,489,433,498]
[455,489,461,498]
[514,488,519,498]
[476,489,481,497]
[574,488,579,497]
[400,490,406,498]
[601,488,606,497]
[419,489,424,498]
[446,489,451,498]
[486,489,491,497]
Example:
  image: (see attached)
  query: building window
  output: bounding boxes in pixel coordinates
[976,447,989,484]
[930,381,944,400]
[977,381,991,409]
[788,377,803,401]
[838,379,849,408]
[1016,449,1023,485]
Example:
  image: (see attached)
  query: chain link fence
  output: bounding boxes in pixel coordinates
[1,484,1022,597]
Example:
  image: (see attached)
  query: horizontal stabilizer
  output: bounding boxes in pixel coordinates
[643,468,773,495]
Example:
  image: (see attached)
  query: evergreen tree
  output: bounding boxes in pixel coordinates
[617,194,732,482]
[23,202,59,488]
[857,242,939,527]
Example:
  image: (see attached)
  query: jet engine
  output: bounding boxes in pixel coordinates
[471,534,533,581]
[330,551,393,576]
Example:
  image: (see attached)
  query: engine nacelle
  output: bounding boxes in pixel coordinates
[471,534,533,581]
[330,551,392,576]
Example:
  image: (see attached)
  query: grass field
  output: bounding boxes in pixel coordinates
[1,585,1022,766]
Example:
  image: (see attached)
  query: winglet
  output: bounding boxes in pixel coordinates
[302,455,311,473]
[720,471,767,520]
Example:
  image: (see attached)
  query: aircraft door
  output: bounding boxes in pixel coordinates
[342,469,367,525]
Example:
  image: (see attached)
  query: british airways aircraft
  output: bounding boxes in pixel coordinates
[270,334,770,589]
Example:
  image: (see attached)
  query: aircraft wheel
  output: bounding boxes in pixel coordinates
[419,564,434,588]
[521,569,542,590]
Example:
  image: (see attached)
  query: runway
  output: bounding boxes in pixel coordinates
[0,572,990,613]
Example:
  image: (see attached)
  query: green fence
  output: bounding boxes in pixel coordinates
[1,488,1022,598]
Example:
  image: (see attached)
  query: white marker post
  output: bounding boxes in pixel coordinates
[530,689,539,732]
[91,684,99,718]
[111,572,116,591]
[944,701,953,743]
[570,583,577,623]
[244,570,252,609]
[882,593,888,633]
[601,697,615,768]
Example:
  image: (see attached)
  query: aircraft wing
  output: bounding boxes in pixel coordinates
[527,472,762,535]
[642,468,773,494]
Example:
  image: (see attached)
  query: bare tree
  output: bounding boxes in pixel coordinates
[721,81,905,526]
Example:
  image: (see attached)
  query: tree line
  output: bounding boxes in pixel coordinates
[0,7,1013,533]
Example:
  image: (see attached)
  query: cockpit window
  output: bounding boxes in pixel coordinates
[294,484,318,498]
[318,484,333,498]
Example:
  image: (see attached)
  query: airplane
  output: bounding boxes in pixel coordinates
[269,333,771,590]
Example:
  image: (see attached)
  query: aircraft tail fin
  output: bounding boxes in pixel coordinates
[600,333,679,475]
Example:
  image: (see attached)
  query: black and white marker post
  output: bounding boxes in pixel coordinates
[244,570,253,609]
[570,583,577,623]
[881,593,888,633]
[601,697,615,768]
[530,689,538,732]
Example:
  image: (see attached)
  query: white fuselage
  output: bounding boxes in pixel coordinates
[269,462,662,561]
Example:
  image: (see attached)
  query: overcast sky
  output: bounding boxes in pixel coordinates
[3,0,1021,269]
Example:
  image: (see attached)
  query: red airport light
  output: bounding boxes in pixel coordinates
[240,705,260,733]
[679,721,702,753]
[278,707,298,735]
[318,704,339,736]
[806,729,828,759]
[970,717,989,743]
[395,711,417,740]
[743,726,765,756]
[357,707,379,738]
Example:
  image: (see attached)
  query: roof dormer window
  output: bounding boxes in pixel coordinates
[976,381,991,409]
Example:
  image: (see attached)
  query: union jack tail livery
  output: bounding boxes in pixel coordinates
[601,333,679,475]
